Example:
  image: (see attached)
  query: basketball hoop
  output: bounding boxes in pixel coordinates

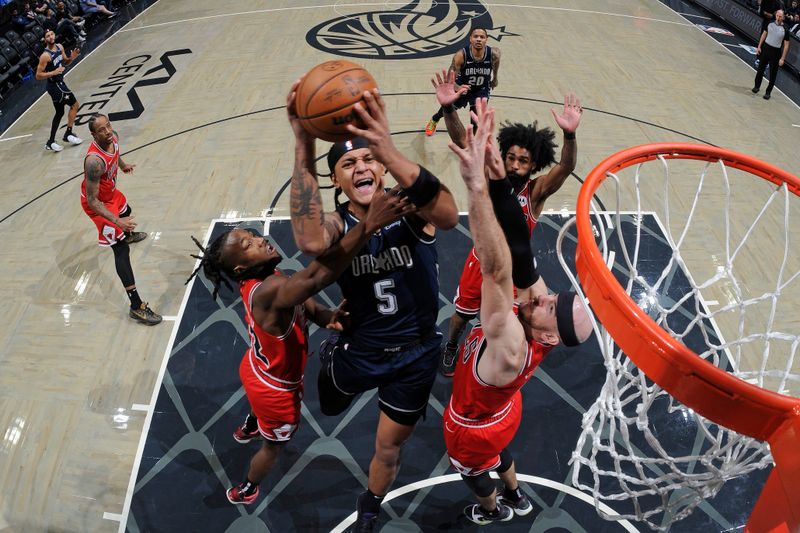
[560,143,800,531]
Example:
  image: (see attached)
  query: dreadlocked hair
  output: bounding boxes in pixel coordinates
[186,233,234,300]
[497,121,557,174]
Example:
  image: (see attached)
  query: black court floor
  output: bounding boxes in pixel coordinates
[124,214,768,533]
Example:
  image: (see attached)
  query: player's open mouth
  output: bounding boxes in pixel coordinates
[354,178,374,192]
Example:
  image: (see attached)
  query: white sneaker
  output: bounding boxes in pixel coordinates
[63,134,83,145]
[45,141,63,152]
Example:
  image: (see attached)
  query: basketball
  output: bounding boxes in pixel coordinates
[295,60,378,142]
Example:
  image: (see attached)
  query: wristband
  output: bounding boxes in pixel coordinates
[402,166,441,208]
[564,131,576,140]
[442,103,456,113]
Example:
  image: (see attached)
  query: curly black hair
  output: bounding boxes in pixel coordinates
[497,121,557,174]
[185,230,278,300]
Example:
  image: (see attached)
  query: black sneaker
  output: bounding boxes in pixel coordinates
[463,503,513,525]
[751,87,759,94]
[353,492,379,533]
[439,342,458,377]
[126,231,147,244]
[763,92,771,100]
[129,303,162,325]
[498,491,533,516]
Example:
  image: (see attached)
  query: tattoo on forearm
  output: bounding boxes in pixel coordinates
[290,178,321,219]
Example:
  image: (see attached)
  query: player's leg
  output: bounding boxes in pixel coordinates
[355,335,440,531]
[753,49,770,93]
[46,97,65,152]
[227,440,284,505]
[62,91,83,145]
[496,448,533,516]
[317,334,358,416]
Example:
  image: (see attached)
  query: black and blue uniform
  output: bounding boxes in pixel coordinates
[431,45,494,123]
[318,201,442,425]
[456,45,493,103]
[44,46,76,107]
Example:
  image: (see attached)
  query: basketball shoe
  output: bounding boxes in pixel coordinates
[226,482,259,505]
[425,118,438,136]
[353,491,379,532]
[63,133,83,145]
[463,503,513,525]
[126,231,147,244]
[129,303,162,325]
[233,417,260,444]
[439,341,458,377]
[498,488,533,516]
[45,141,63,152]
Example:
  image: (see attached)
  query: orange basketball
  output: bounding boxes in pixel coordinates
[295,60,378,143]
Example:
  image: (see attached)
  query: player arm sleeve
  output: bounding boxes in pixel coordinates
[488,177,539,289]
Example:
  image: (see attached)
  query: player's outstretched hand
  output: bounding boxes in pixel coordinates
[364,185,416,233]
[326,299,350,331]
[286,77,313,143]
[448,98,494,191]
[551,92,583,134]
[346,89,397,166]
[431,69,467,107]
[485,135,505,181]
[121,163,136,174]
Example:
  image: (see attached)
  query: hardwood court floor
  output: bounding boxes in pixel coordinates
[0,0,797,531]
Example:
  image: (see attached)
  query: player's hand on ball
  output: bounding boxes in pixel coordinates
[286,77,313,143]
[346,89,397,166]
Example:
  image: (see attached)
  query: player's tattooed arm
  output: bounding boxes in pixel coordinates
[491,47,501,89]
[289,150,344,256]
[84,155,123,227]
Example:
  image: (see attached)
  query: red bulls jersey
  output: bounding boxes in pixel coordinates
[449,324,552,421]
[240,276,308,391]
[518,180,538,235]
[81,135,121,210]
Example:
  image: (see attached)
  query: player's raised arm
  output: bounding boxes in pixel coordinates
[287,78,346,256]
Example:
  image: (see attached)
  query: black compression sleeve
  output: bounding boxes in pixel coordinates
[488,177,539,289]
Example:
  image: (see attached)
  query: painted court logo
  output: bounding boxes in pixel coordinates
[306,0,516,60]
[73,49,192,127]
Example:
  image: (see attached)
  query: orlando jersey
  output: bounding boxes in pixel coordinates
[335,201,439,349]
[456,45,493,98]
[44,47,64,84]
[240,275,308,391]
[450,323,552,420]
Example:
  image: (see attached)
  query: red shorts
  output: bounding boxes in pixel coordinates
[239,352,302,442]
[82,190,128,247]
[453,249,482,317]
[443,392,522,475]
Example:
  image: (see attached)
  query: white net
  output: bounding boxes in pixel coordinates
[559,153,800,530]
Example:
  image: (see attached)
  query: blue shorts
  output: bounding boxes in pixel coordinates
[324,331,441,425]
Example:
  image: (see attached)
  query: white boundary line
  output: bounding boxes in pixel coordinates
[792,124,800,128]
[115,217,217,533]
[103,512,123,522]
[330,473,640,533]
[0,134,32,142]
[131,403,150,412]
[0,0,162,140]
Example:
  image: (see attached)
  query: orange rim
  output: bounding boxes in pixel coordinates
[575,143,800,441]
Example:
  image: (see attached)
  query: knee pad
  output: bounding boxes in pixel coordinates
[461,471,496,498]
[497,448,513,474]
[317,337,354,416]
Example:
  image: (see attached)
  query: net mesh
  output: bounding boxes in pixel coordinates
[559,154,800,530]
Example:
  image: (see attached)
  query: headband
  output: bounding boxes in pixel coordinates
[327,137,370,173]
[555,291,580,347]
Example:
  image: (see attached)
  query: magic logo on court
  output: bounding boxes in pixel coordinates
[306,0,517,59]
[72,49,192,127]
